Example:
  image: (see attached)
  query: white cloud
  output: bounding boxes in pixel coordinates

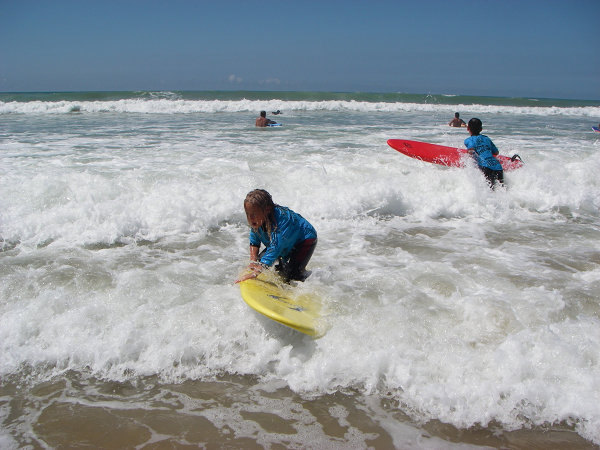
[228,75,242,83]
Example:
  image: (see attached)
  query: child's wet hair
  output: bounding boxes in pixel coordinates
[244,189,276,235]
[468,118,483,134]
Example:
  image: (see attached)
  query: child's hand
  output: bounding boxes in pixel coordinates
[234,272,256,284]
[234,263,263,284]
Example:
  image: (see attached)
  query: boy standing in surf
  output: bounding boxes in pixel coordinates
[465,118,504,189]
[235,189,317,284]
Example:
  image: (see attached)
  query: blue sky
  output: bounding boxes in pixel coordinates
[1,0,599,100]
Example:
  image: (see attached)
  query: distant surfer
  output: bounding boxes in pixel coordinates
[255,111,277,127]
[449,112,466,127]
[272,110,282,115]
[465,118,504,189]
[235,189,317,284]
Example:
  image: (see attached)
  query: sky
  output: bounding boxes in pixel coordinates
[1,0,599,100]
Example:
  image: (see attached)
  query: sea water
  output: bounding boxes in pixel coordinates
[1,91,600,449]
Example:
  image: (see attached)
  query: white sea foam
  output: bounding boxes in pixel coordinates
[1,98,600,117]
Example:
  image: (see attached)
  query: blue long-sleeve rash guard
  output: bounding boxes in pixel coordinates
[249,206,317,267]
[464,134,503,171]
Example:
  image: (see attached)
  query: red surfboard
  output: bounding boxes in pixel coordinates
[387,139,523,172]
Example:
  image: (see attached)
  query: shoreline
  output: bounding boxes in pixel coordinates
[1,372,598,449]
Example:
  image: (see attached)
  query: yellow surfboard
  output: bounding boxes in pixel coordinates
[239,273,325,337]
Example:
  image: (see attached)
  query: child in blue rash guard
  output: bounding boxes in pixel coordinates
[235,189,317,284]
[465,118,504,189]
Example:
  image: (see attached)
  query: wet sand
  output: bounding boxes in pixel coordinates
[2,372,598,449]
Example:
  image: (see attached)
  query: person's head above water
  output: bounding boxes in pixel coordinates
[244,189,276,234]
[467,118,483,135]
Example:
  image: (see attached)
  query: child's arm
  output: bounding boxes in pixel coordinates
[249,244,259,261]
[235,245,263,283]
[490,140,499,156]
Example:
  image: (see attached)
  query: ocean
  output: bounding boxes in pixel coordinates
[1,91,600,449]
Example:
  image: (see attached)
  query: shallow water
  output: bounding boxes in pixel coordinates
[2,372,599,449]
[1,92,600,449]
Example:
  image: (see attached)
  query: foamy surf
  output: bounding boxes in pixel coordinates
[1,91,599,448]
